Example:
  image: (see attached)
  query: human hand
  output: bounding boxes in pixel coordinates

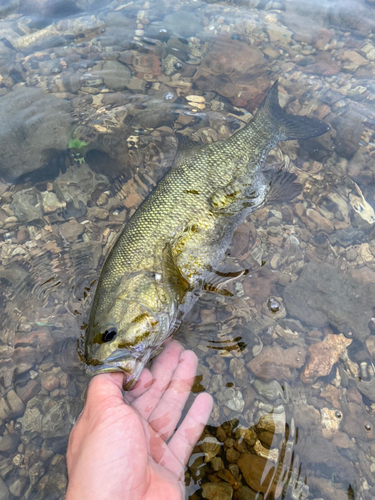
[66,340,213,500]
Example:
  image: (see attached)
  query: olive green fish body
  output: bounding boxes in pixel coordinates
[85,81,329,387]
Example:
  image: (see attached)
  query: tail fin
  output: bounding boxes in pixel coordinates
[256,81,330,140]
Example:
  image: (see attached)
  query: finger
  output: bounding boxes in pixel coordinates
[131,340,184,419]
[167,392,213,467]
[124,367,154,403]
[147,350,198,440]
[84,372,126,418]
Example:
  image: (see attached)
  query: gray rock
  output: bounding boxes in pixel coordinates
[0,477,9,500]
[8,477,27,498]
[229,358,249,386]
[19,394,80,438]
[102,61,131,91]
[253,379,283,401]
[6,390,24,417]
[0,434,19,453]
[283,262,375,341]
[10,188,43,225]
[0,87,73,182]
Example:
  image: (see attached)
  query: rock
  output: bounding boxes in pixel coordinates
[193,35,267,110]
[10,188,43,225]
[253,379,282,401]
[307,476,351,500]
[313,28,335,49]
[247,345,306,381]
[235,485,258,500]
[41,191,66,214]
[6,391,24,417]
[101,61,131,91]
[40,372,60,392]
[0,87,73,182]
[16,380,40,403]
[229,358,249,386]
[330,1,374,36]
[0,435,18,453]
[284,262,375,341]
[331,113,364,160]
[238,453,278,496]
[0,400,10,421]
[18,394,80,438]
[201,481,233,500]
[342,402,375,440]
[59,220,85,242]
[299,52,340,76]
[207,355,227,375]
[8,477,27,497]
[301,333,352,384]
[0,477,9,500]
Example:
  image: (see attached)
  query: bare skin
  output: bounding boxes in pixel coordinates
[66,341,213,500]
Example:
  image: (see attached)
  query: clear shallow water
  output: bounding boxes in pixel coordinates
[0,0,374,498]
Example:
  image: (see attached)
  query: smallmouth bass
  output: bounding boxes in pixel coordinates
[85,81,329,388]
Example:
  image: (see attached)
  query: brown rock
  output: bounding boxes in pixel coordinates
[331,431,351,448]
[237,453,276,496]
[207,355,227,375]
[342,402,375,440]
[217,469,241,489]
[351,266,375,284]
[301,333,352,384]
[124,192,143,209]
[313,28,335,50]
[201,481,233,500]
[193,35,267,110]
[0,434,19,453]
[306,208,334,233]
[343,50,368,66]
[40,373,60,392]
[6,390,24,417]
[16,380,40,403]
[247,345,306,381]
[308,475,353,500]
[226,447,240,463]
[320,384,341,408]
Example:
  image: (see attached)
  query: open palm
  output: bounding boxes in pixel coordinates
[66,341,213,500]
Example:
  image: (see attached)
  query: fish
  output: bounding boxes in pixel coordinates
[85,81,329,389]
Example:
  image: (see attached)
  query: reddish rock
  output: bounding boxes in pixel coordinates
[298,52,340,76]
[40,373,60,392]
[313,28,335,50]
[301,333,352,384]
[247,345,306,381]
[16,379,40,403]
[193,35,268,110]
[60,220,85,242]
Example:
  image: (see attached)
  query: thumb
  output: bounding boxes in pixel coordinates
[84,372,126,417]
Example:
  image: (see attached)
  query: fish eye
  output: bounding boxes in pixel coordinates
[101,328,117,343]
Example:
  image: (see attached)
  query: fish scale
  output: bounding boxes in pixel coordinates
[85,81,330,388]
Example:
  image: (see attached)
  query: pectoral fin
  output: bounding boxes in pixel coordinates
[263,169,302,204]
[203,283,233,297]
[162,243,190,303]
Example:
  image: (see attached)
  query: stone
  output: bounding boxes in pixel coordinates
[10,188,43,225]
[236,485,258,500]
[0,87,73,182]
[16,380,40,403]
[0,400,10,421]
[253,379,282,401]
[8,477,27,497]
[247,345,306,381]
[0,435,18,453]
[6,391,24,417]
[201,482,233,500]
[238,453,277,496]
[193,35,267,110]
[299,52,340,76]
[313,28,335,50]
[284,262,375,341]
[301,334,352,384]
[342,402,375,440]
[329,0,374,36]
[59,220,85,242]
[41,191,66,214]
[0,477,9,500]
[40,373,60,392]
[229,358,249,386]
[101,61,131,91]
[343,50,368,66]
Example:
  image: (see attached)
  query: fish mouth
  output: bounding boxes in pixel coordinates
[85,352,146,390]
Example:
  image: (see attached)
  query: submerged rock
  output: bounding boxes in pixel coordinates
[0,87,73,182]
[284,262,375,341]
[247,345,306,381]
[301,333,352,384]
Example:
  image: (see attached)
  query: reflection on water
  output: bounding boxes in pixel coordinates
[0,0,374,497]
